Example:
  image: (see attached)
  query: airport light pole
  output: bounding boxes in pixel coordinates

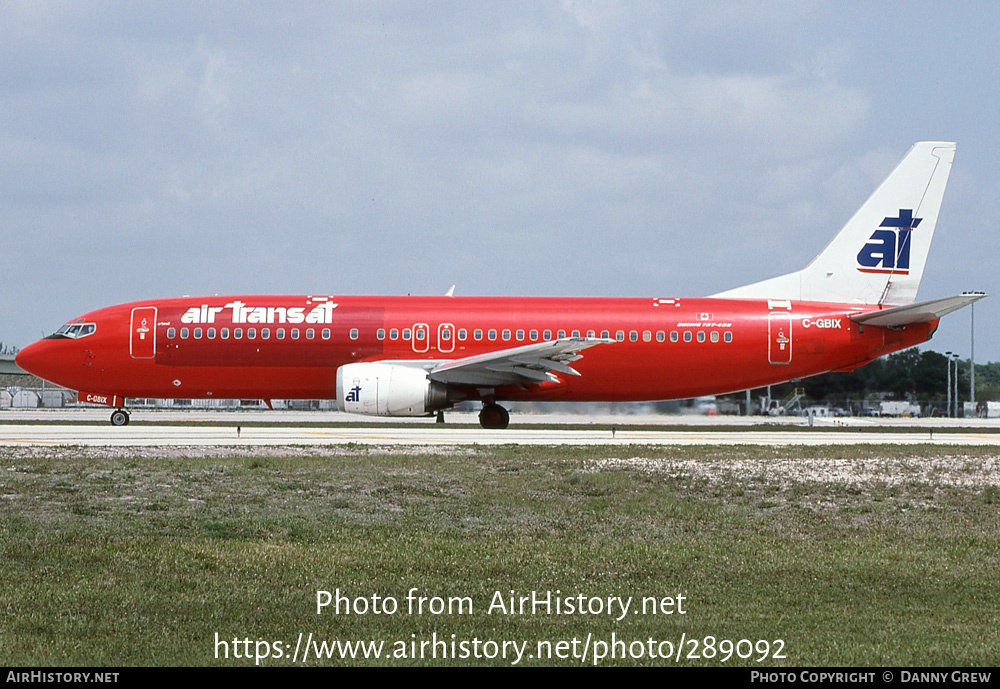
[970,299,976,407]
[946,351,952,418]
[952,353,961,418]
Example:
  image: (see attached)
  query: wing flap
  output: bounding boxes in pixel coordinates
[429,337,613,387]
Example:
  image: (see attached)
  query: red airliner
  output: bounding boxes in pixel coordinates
[16,142,983,428]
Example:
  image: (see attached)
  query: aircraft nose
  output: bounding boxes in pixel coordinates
[15,340,53,379]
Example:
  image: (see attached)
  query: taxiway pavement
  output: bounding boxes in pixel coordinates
[1,419,998,447]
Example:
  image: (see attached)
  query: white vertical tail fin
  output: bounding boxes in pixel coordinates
[713,142,956,306]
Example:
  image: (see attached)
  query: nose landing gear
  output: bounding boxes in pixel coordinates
[110,409,130,426]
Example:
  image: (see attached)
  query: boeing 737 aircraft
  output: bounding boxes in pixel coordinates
[16,142,984,428]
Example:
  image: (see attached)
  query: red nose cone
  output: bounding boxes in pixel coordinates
[16,339,82,390]
[14,339,69,387]
[14,340,47,378]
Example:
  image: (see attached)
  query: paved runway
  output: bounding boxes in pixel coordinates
[2,408,999,446]
[1,423,998,446]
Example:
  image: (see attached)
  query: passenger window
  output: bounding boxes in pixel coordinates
[193,327,202,339]
[530,330,538,340]
[587,330,595,338]
[181,327,189,339]
[543,330,552,340]
[291,328,300,339]
[516,329,524,341]
[247,328,256,339]
[458,329,467,340]
[670,331,679,343]
[629,331,638,342]
[600,330,609,339]
[208,328,216,339]
[502,329,511,341]
[167,328,176,339]
[711,331,719,343]
[350,328,359,340]
[557,330,566,339]
[234,328,243,340]
[697,331,706,343]
[390,328,398,340]
[402,328,412,340]
[221,328,230,339]
[306,328,315,339]
[261,328,270,339]
[488,329,497,341]
[322,328,331,340]
[474,329,483,340]
[616,330,625,342]
[724,331,733,343]
[642,331,651,342]
[683,332,692,343]
[656,331,665,342]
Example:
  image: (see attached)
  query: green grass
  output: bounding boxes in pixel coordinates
[1,444,998,666]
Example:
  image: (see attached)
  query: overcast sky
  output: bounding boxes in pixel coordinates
[3,2,997,363]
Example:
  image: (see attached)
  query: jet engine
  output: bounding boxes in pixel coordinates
[336,362,449,416]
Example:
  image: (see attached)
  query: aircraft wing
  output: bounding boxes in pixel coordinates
[428,338,614,387]
[850,292,986,328]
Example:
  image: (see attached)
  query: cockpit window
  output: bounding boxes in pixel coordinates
[50,322,97,339]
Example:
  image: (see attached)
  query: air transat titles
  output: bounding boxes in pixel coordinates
[180,300,337,325]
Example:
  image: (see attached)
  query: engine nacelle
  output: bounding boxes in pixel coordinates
[336,362,449,416]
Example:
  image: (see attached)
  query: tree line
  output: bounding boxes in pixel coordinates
[760,349,999,407]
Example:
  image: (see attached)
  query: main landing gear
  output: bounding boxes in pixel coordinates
[110,409,130,426]
[478,402,510,430]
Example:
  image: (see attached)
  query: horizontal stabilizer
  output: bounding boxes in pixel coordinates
[850,292,986,328]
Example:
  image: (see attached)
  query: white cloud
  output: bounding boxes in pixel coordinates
[1,2,997,358]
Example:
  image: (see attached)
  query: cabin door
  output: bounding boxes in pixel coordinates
[130,307,157,359]
[768,312,792,365]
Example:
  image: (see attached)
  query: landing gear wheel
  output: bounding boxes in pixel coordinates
[110,409,130,427]
[478,403,510,430]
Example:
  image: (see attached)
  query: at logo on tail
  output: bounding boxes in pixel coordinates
[857,208,922,275]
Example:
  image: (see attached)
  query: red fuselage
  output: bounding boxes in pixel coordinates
[16,294,935,405]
